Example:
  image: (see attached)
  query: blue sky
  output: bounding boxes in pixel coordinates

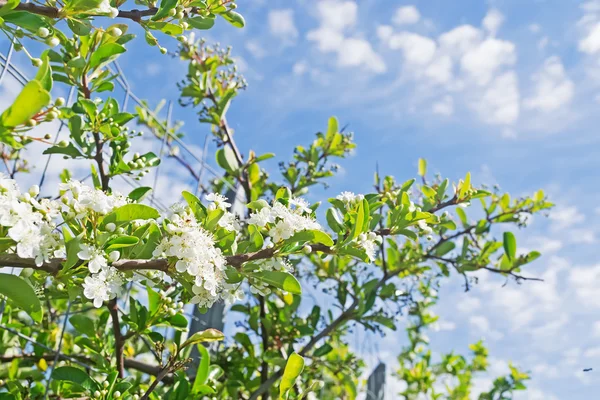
[2,0,600,398]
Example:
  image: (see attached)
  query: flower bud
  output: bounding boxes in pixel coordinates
[106,222,116,232]
[109,7,119,18]
[31,58,42,67]
[358,233,366,241]
[47,37,60,47]
[113,391,121,398]
[108,251,120,263]
[94,391,101,398]
[177,301,184,308]
[102,380,109,388]
[302,245,312,254]
[44,133,52,139]
[168,8,176,16]
[180,21,189,30]
[133,395,140,400]
[57,283,65,291]
[159,47,167,54]
[37,27,50,38]
[58,140,69,147]
[26,118,37,127]
[55,97,66,106]
[29,185,40,197]
[108,27,123,37]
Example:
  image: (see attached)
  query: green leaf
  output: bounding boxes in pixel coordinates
[151,0,177,21]
[325,116,338,143]
[2,11,50,32]
[128,186,152,202]
[147,286,160,315]
[459,172,471,199]
[0,80,50,128]
[181,328,225,349]
[0,0,19,17]
[503,231,516,261]
[104,204,160,225]
[418,158,427,177]
[192,345,210,392]
[313,343,333,357]
[0,273,43,323]
[63,0,115,16]
[105,235,139,251]
[435,241,455,257]
[215,147,239,173]
[250,271,301,295]
[349,199,368,242]
[187,15,216,30]
[69,314,95,336]
[326,208,344,233]
[279,353,304,399]
[52,366,99,391]
[34,54,52,92]
[43,143,84,158]
[222,10,245,28]
[89,43,126,70]
[287,229,334,247]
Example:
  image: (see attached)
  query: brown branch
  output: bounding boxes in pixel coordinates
[107,298,125,378]
[6,1,159,22]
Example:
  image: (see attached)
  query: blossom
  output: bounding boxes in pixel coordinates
[218,211,239,231]
[248,207,275,227]
[206,193,231,211]
[289,197,311,214]
[336,191,364,208]
[78,244,108,274]
[417,219,433,234]
[83,276,111,308]
[357,232,382,262]
[269,220,296,242]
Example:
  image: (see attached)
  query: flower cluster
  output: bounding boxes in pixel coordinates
[336,191,364,209]
[356,232,382,262]
[153,204,240,308]
[0,173,65,266]
[59,181,128,216]
[248,197,322,243]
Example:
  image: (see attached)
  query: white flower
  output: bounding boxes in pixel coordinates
[357,232,381,262]
[78,244,108,273]
[83,276,110,308]
[336,191,364,208]
[248,207,275,227]
[269,220,295,242]
[218,211,238,231]
[289,197,311,214]
[417,219,433,234]
[206,193,231,210]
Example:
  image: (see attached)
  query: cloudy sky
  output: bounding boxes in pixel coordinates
[2,0,600,398]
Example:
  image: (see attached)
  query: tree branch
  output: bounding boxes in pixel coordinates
[4,1,160,22]
[107,298,125,378]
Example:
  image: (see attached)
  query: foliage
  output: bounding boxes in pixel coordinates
[0,2,553,399]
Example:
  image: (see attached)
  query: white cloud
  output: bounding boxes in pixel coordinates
[388,32,437,66]
[393,5,421,25]
[457,296,481,313]
[292,61,308,75]
[469,315,504,340]
[593,321,600,337]
[524,56,575,112]
[474,71,520,125]
[583,346,600,357]
[307,1,385,73]
[376,25,393,41]
[460,38,516,86]
[268,9,298,42]
[579,22,600,54]
[549,205,584,230]
[432,95,454,116]
[529,23,542,33]
[482,9,504,36]
[569,264,600,308]
[245,40,267,59]
[439,25,483,55]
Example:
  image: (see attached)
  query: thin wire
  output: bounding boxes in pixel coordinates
[195,135,209,196]
[45,301,71,397]
[0,324,97,371]
[152,101,172,206]
[39,86,76,189]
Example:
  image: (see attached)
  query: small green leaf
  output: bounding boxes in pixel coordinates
[0,273,43,323]
[418,158,427,177]
[215,147,239,173]
[128,186,152,202]
[151,0,177,21]
[52,366,99,391]
[104,204,160,225]
[313,343,333,357]
[434,241,455,257]
[147,286,160,315]
[459,172,471,199]
[89,43,126,70]
[105,235,139,251]
[250,271,301,295]
[503,231,516,261]
[192,345,210,392]
[279,353,304,399]
[0,80,50,128]
[69,315,95,336]
[287,230,334,247]
[181,328,225,349]
[187,15,216,30]
[222,10,245,28]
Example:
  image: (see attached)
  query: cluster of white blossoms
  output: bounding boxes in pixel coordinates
[153,199,242,308]
[206,192,239,232]
[56,182,130,308]
[0,173,65,266]
[58,180,128,216]
[356,232,382,262]
[248,197,322,243]
[336,191,364,209]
